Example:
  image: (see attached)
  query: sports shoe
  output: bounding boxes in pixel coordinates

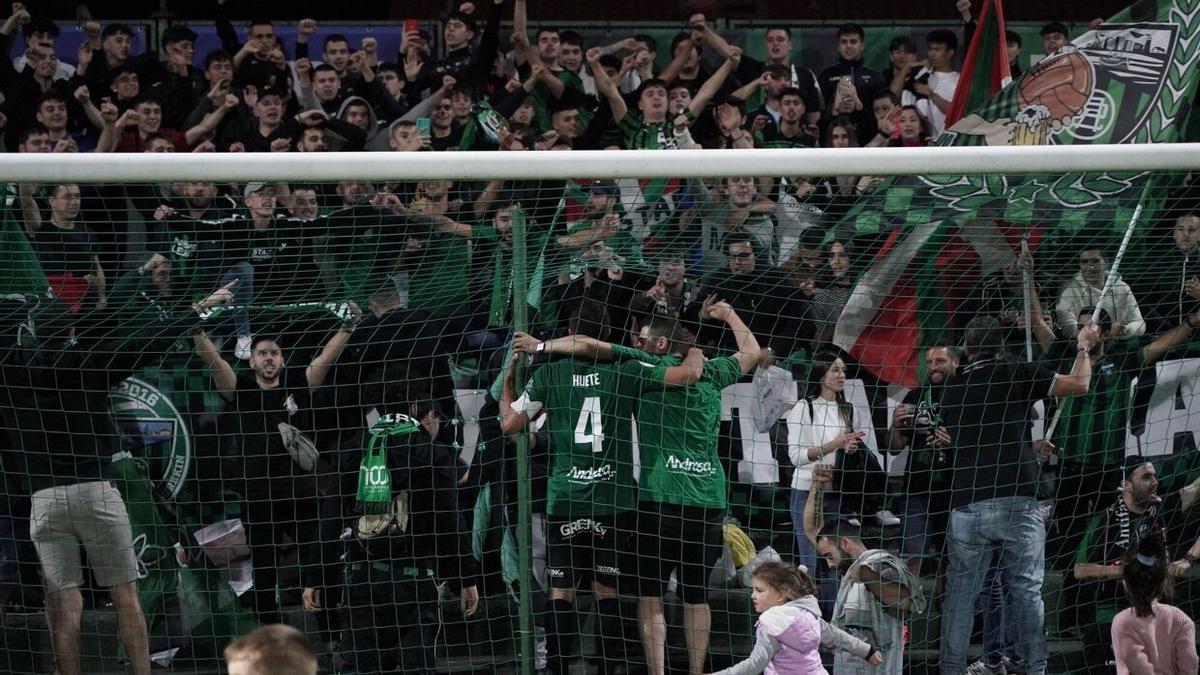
[966,659,1007,675]
[874,509,901,526]
[235,335,253,360]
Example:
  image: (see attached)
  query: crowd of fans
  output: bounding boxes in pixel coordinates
[3,0,1200,674]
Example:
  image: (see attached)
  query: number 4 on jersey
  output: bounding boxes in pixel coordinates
[574,396,604,453]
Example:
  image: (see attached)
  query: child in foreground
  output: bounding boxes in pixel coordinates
[709,562,883,675]
[1111,537,1198,675]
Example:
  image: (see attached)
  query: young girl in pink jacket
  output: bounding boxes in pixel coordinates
[710,563,883,675]
[1111,537,1198,675]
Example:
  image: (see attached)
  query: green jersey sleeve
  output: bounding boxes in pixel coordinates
[704,356,744,389]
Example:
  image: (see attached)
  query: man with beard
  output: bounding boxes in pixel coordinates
[1074,457,1200,673]
[816,519,919,675]
[192,302,361,625]
[887,345,957,574]
[701,232,805,358]
[756,87,818,149]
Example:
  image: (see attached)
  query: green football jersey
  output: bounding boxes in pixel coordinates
[513,355,646,517]
[628,355,744,509]
[1053,341,1145,468]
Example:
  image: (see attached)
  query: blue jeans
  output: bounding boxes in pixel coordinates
[789,488,839,618]
[980,561,1019,666]
[940,496,1046,675]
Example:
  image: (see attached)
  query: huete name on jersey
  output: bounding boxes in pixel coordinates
[572,373,601,387]
[665,454,716,477]
[565,464,615,483]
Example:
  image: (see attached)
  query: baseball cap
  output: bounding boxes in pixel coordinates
[1123,455,1152,480]
[587,179,619,198]
[244,182,274,197]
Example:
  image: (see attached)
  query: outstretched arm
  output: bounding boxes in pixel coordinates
[587,47,628,123]
[1143,310,1200,367]
[306,303,362,392]
[687,49,739,119]
[194,331,237,401]
[702,296,761,374]
[512,332,704,386]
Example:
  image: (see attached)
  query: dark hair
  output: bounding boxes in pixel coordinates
[37,91,67,108]
[818,517,864,543]
[1041,22,1069,37]
[536,26,561,41]
[962,316,1004,358]
[799,227,826,250]
[295,126,324,146]
[102,23,134,40]
[446,10,476,30]
[560,30,584,48]
[1006,30,1023,47]
[779,87,805,103]
[645,315,684,351]
[1122,536,1171,619]
[764,26,793,40]
[874,90,900,105]
[1078,306,1114,335]
[825,115,859,146]
[889,35,915,53]
[806,350,854,429]
[898,104,933,141]
[764,64,789,78]
[131,94,163,109]
[751,562,815,601]
[251,335,283,352]
[24,16,61,40]
[143,132,170,148]
[249,18,274,30]
[203,49,233,69]
[19,122,50,144]
[633,34,658,52]
[1122,455,1152,481]
[313,63,338,76]
[323,34,349,50]
[568,301,611,340]
[670,32,697,55]
[926,29,959,51]
[635,78,669,98]
[837,23,866,40]
[599,54,622,72]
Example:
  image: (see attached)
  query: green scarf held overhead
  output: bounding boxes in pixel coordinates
[356,413,423,515]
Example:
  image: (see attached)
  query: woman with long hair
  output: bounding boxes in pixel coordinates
[786,352,870,609]
[1111,537,1198,674]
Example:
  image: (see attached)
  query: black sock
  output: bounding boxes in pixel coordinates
[595,597,625,673]
[546,598,578,675]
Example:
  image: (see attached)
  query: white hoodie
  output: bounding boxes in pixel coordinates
[1056,271,1146,339]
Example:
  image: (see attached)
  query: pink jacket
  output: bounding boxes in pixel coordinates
[1111,603,1198,675]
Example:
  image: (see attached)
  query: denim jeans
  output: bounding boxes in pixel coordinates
[940,496,1046,675]
[980,561,1019,666]
[788,488,840,618]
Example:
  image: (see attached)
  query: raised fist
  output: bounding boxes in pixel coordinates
[297,18,318,38]
[361,36,377,53]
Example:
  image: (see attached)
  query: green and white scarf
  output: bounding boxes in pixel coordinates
[355,413,422,516]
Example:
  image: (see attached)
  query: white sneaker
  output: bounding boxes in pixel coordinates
[847,517,862,527]
[874,509,901,527]
[966,659,1007,675]
[235,335,253,360]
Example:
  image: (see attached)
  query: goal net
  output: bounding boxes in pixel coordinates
[3,12,1200,672]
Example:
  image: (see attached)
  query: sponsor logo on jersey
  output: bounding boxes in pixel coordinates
[559,518,608,538]
[565,464,615,483]
[595,565,620,576]
[665,454,716,477]
[109,377,191,499]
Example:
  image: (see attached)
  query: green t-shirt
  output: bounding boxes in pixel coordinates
[512,352,650,517]
[630,355,744,508]
[1053,342,1146,467]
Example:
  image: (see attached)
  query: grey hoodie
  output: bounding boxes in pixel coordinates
[331,95,381,151]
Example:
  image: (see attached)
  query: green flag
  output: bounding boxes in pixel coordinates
[0,187,48,296]
[834,0,1200,386]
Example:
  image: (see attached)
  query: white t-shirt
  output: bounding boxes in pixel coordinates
[902,68,960,137]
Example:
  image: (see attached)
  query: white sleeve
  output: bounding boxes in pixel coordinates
[787,401,815,467]
[511,391,544,418]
